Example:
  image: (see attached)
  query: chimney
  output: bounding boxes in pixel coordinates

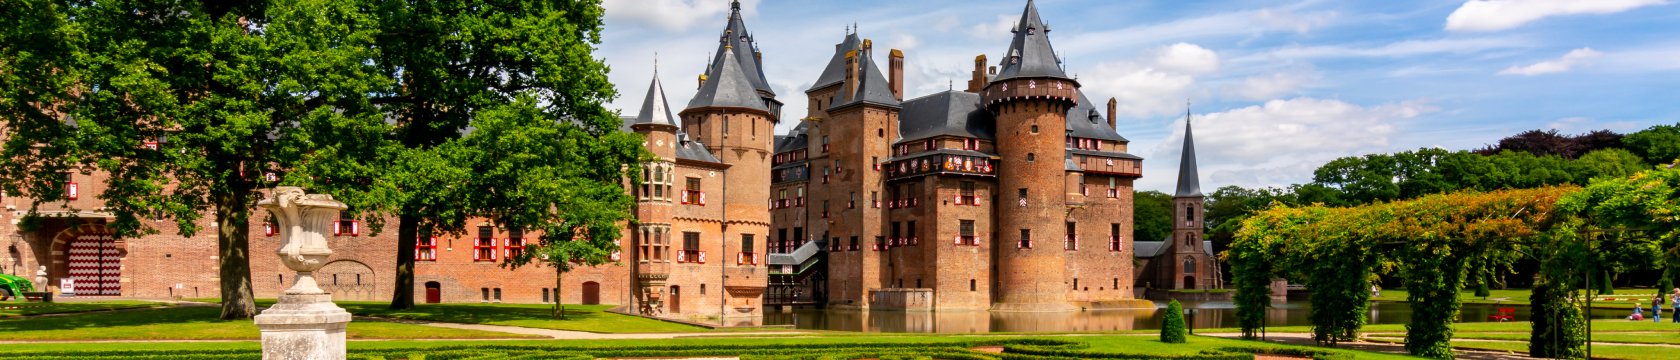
[889,49,904,100]
[1107,97,1118,130]
[844,50,859,102]
[698,74,708,90]
[966,55,988,92]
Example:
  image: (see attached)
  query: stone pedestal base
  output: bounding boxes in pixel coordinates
[255,294,351,360]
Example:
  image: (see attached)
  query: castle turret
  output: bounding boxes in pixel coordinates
[983,0,1081,311]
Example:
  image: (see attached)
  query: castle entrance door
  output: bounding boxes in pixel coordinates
[669,286,681,314]
[68,233,121,296]
[582,281,600,305]
[425,281,441,303]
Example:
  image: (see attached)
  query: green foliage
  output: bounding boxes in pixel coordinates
[0,0,392,319]
[1529,233,1588,359]
[1659,276,1673,304]
[1133,190,1174,241]
[1573,148,1650,184]
[1161,300,1187,343]
[1622,123,1680,165]
[1474,276,1491,298]
[1231,186,1578,359]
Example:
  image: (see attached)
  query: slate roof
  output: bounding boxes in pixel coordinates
[633,73,677,127]
[828,50,901,110]
[676,132,724,164]
[895,90,995,143]
[687,46,769,112]
[990,0,1072,84]
[711,1,774,97]
[882,148,998,163]
[1069,149,1143,160]
[808,34,863,92]
[1065,156,1081,172]
[1065,91,1127,142]
[1175,113,1203,198]
[1132,238,1215,259]
[774,122,809,153]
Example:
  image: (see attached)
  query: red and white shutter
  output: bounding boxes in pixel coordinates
[67,183,78,200]
[697,251,707,264]
[351,221,361,236]
[333,222,343,235]
[698,192,707,205]
[953,235,961,245]
[677,250,686,263]
[973,196,982,206]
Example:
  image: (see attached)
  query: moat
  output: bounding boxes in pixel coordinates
[759,301,1631,333]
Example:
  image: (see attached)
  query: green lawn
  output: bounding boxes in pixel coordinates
[335,301,716,333]
[1373,287,1669,309]
[188,298,716,333]
[1442,340,1678,360]
[1370,332,1680,345]
[0,335,1428,359]
[0,306,538,340]
[1204,319,1680,334]
[0,300,170,317]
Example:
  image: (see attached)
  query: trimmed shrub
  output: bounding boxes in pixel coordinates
[1161,300,1187,343]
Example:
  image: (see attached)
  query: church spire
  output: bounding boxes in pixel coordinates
[1175,101,1203,198]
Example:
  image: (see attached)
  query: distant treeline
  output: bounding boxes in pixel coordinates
[1134,123,1680,252]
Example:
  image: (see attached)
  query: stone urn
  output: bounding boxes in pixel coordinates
[253,187,351,360]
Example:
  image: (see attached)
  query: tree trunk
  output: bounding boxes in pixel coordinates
[216,185,257,320]
[564,267,571,321]
[390,212,418,309]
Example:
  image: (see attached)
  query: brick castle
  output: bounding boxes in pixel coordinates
[0,0,1214,319]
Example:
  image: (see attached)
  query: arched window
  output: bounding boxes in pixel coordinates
[1186,233,1194,246]
[1183,257,1197,275]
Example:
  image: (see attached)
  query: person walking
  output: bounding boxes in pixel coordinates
[1672,288,1679,323]
[1656,294,1665,323]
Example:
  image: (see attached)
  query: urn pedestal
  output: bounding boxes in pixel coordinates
[254,187,351,360]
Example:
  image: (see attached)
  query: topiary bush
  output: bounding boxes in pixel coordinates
[1161,300,1187,343]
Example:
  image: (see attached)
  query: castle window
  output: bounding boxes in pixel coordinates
[1027,153,1035,162]
[970,279,977,291]
[507,228,525,258]
[907,221,917,244]
[1110,223,1122,252]
[723,115,730,134]
[1184,257,1197,275]
[1064,222,1077,251]
[959,220,975,246]
[1186,204,1195,224]
[474,226,497,261]
[1019,229,1032,249]
[1031,125,1039,133]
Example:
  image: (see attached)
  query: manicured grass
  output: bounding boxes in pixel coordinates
[0,306,538,340]
[0,300,170,317]
[1443,340,1679,360]
[0,335,1426,359]
[1370,331,1680,345]
[1372,287,1668,308]
[191,298,717,333]
[1204,319,1680,334]
[335,301,716,333]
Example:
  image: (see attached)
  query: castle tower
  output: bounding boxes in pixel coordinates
[982,0,1080,311]
[810,33,903,308]
[629,71,678,313]
[1170,107,1209,290]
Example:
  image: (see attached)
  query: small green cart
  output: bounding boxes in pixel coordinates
[0,274,34,301]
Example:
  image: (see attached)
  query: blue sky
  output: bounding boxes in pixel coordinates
[595,0,1680,194]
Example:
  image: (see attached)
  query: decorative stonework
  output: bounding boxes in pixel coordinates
[253,187,351,360]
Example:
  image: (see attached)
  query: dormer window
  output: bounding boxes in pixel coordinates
[1027,28,1035,35]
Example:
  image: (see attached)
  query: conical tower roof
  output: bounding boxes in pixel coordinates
[1175,110,1203,198]
[808,33,862,92]
[991,0,1072,84]
[687,47,769,112]
[634,72,677,127]
[711,0,774,97]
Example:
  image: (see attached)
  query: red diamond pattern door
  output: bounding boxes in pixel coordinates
[67,234,121,296]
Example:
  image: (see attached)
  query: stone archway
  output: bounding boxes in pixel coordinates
[48,223,123,296]
[317,260,375,302]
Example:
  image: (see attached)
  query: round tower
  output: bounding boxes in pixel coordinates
[983,0,1080,311]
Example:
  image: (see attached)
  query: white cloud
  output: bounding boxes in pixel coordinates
[603,0,758,33]
[888,34,922,51]
[1445,0,1670,32]
[1148,43,1220,74]
[1251,8,1339,34]
[1241,37,1530,61]
[1155,97,1436,165]
[1080,62,1200,119]
[1223,66,1320,101]
[1498,47,1602,75]
[968,14,1016,39]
